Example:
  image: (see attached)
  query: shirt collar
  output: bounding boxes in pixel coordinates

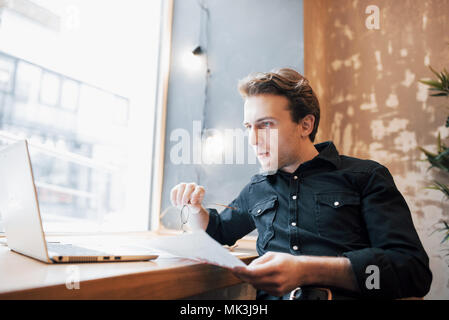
[256,141,341,178]
[314,141,341,169]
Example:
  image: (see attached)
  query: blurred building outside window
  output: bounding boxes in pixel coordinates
[0,0,162,233]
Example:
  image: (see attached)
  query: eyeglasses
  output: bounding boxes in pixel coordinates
[180,205,189,233]
[179,203,239,233]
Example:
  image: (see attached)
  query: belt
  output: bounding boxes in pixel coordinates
[289,287,358,300]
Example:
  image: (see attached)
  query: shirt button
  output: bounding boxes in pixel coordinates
[292,245,299,251]
[293,176,298,180]
[292,195,297,200]
[291,222,297,227]
[334,201,340,207]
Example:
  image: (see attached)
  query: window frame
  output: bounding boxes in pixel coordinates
[148,0,174,231]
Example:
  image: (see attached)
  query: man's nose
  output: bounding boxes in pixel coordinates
[249,127,258,147]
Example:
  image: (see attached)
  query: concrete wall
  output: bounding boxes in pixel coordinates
[160,0,304,229]
[304,0,449,299]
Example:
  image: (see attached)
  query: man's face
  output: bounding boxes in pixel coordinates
[243,94,304,172]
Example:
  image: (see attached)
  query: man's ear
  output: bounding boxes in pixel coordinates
[300,115,315,138]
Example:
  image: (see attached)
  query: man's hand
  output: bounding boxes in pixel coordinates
[232,252,308,297]
[170,182,209,230]
[232,252,359,297]
[170,182,206,213]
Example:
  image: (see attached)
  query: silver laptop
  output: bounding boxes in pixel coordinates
[0,140,158,263]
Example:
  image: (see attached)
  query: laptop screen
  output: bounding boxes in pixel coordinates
[0,141,50,262]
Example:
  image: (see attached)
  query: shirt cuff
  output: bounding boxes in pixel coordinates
[205,208,219,238]
[342,248,401,298]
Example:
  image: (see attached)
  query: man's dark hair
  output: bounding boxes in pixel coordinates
[238,68,320,142]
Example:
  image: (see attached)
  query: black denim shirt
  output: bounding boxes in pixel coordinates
[205,141,432,299]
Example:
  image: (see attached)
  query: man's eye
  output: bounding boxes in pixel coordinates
[261,122,272,128]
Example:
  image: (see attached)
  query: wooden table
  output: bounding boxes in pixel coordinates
[0,232,258,300]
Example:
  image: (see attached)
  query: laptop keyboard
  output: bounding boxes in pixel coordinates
[47,243,110,256]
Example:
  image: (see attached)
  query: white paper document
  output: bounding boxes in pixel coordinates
[145,231,246,269]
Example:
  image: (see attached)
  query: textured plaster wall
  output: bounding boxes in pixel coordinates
[304,0,449,299]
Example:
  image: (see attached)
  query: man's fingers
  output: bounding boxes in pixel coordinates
[170,187,178,207]
[241,253,277,276]
[190,185,205,205]
[233,267,284,296]
[233,261,276,280]
[176,183,187,207]
[232,268,257,283]
[235,270,279,289]
[250,252,275,266]
[182,183,196,205]
[247,263,277,278]
[171,183,205,208]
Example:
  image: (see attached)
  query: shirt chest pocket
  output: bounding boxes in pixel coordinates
[249,196,278,250]
[315,192,363,243]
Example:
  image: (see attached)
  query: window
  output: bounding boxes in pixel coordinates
[0,0,163,233]
[60,79,79,112]
[0,54,14,93]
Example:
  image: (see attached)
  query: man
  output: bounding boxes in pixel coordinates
[170,68,432,299]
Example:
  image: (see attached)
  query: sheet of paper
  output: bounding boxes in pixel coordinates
[143,230,246,269]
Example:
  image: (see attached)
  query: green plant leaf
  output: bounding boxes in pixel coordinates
[422,65,449,97]
[428,86,443,90]
[441,231,449,244]
[419,143,449,174]
[432,181,449,199]
[429,65,440,78]
[419,146,437,158]
[430,221,449,236]
[420,79,444,89]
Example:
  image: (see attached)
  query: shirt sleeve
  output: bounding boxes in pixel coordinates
[205,184,256,246]
[342,164,432,299]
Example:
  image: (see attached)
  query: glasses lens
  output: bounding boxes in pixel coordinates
[180,205,189,232]
[181,205,189,223]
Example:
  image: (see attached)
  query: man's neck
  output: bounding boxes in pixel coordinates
[281,142,319,174]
